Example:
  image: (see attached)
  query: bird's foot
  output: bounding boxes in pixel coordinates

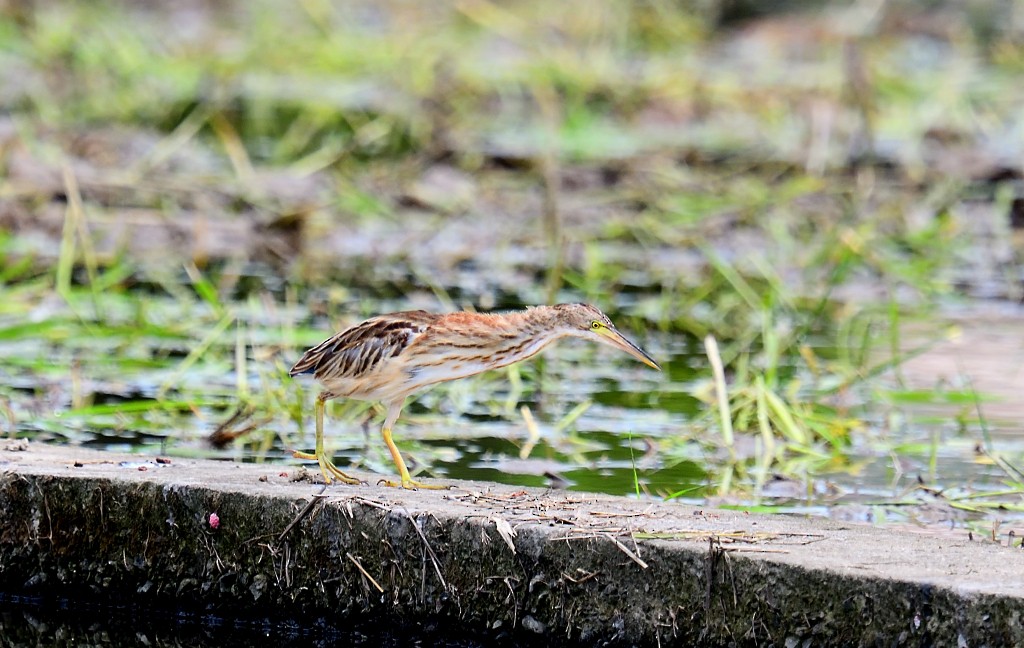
[292,449,361,485]
[379,478,450,490]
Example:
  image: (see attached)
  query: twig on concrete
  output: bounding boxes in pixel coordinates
[352,496,391,511]
[549,528,649,568]
[721,541,738,606]
[489,514,517,554]
[283,542,292,588]
[704,536,721,621]
[41,490,53,545]
[404,509,448,592]
[562,569,599,584]
[347,552,384,594]
[701,535,737,612]
[277,486,328,542]
[591,507,659,518]
[610,535,649,569]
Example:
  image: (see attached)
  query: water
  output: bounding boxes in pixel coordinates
[4,287,1021,534]
[0,592,513,648]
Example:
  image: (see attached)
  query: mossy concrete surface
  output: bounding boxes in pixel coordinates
[1,443,1021,646]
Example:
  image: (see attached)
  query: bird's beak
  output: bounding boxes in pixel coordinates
[596,327,661,370]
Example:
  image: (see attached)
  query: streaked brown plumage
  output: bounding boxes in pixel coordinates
[289,303,660,488]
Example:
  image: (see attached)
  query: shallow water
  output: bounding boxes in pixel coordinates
[0,591,512,648]
[5,288,1021,536]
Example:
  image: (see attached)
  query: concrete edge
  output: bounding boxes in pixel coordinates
[1,443,1022,646]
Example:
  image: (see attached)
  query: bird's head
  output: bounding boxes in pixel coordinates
[553,303,661,370]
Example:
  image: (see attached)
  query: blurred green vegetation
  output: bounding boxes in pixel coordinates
[1,0,1023,534]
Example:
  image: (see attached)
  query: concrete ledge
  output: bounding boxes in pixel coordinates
[1,443,1021,646]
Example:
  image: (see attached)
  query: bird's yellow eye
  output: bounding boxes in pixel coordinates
[590,321,602,330]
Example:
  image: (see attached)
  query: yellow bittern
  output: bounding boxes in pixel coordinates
[289,303,660,489]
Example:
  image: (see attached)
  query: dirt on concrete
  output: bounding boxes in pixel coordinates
[1,442,1022,646]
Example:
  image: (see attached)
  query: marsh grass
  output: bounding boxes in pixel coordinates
[1,0,1023,533]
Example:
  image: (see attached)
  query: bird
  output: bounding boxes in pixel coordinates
[289,303,661,489]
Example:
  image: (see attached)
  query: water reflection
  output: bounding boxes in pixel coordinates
[0,592,503,648]
[6,291,1024,535]
[426,432,707,496]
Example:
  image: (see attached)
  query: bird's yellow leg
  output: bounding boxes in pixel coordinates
[380,426,447,490]
[293,394,360,485]
[378,399,448,490]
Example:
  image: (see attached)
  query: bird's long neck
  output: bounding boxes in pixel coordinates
[423,306,568,375]
[486,307,568,369]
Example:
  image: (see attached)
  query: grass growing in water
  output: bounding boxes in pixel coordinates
[1,1,1023,538]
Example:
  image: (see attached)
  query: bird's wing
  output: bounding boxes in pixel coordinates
[289,311,432,380]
